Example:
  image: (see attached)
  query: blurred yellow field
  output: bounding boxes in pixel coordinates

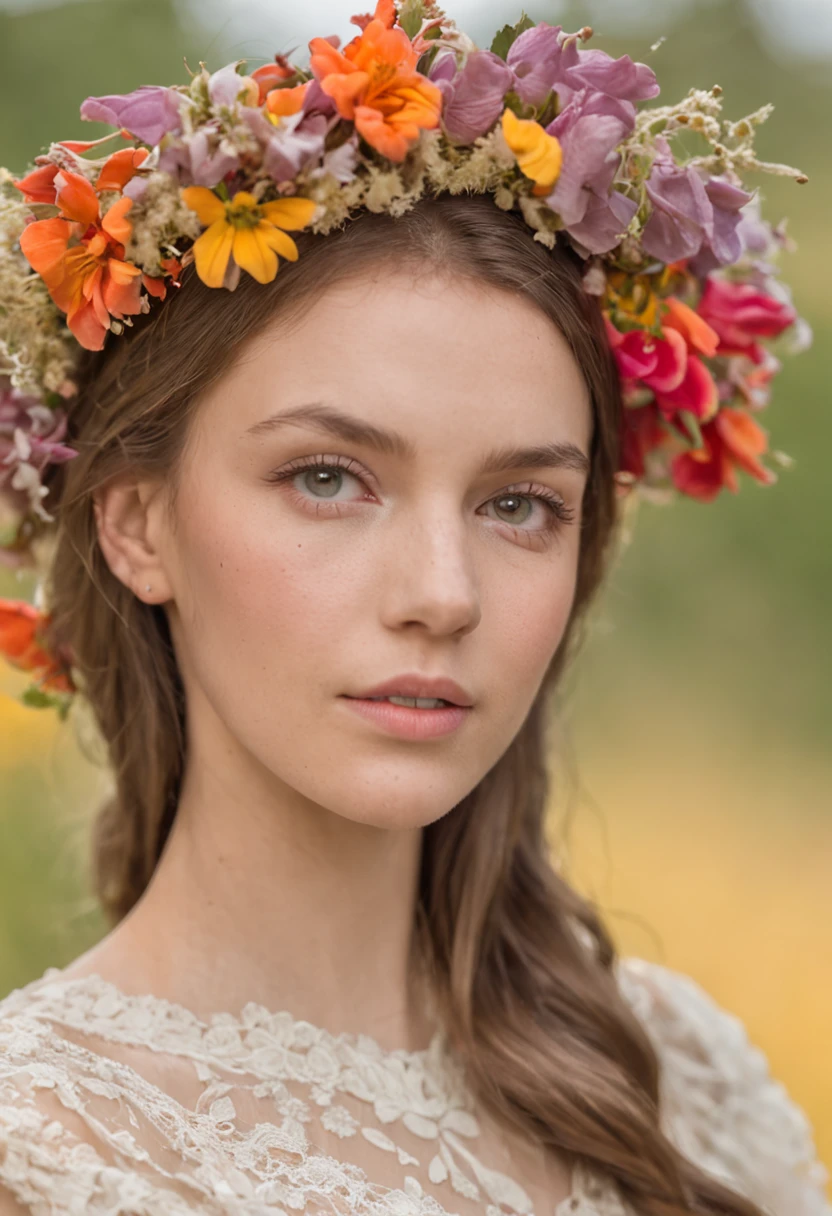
[560,736,832,1182]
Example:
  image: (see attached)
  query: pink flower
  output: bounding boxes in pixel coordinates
[506,23,658,108]
[80,85,183,146]
[543,89,638,251]
[697,276,797,363]
[642,139,753,265]
[430,50,512,143]
[0,386,77,526]
[605,299,721,423]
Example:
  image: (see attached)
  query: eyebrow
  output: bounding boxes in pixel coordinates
[244,402,590,477]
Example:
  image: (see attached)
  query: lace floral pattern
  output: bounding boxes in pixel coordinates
[0,956,828,1215]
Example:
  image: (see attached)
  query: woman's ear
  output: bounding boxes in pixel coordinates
[93,475,174,605]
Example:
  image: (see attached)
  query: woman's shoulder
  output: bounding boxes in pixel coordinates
[615,955,831,1214]
[0,968,92,1214]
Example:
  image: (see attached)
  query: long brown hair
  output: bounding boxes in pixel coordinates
[43,193,763,1216]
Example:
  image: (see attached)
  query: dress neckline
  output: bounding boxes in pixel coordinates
[33,964,449,1065]
[11,966,620,1215]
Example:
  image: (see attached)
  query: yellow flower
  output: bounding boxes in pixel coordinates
[501,108,563,191]
[180,187,318,288]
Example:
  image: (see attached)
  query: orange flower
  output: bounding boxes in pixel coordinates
[252,57,297,105]
[265,83,311,122]
[349,0,395,31]
[95,147,149,193]
[662,297,719,359]
[671,407,776,501]
[14,163,60,204]
[0,598,75,696]
[308,2,442,162]
[18,169,155,351]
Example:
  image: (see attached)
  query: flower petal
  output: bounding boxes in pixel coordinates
[663,297,720,358]
[181,186,226,227]
[260,224,299,262]
[54,170,100,227]
[18,217,71,281]
[231,226,278,284]
[501,108,562,189]
[319,70,370,119]
[100,196,134,247]
[103,260,144,316]
[66,299,108,351]
[95,147,149,193]
[80,85,183,146]
[266,83,311,120]
[192,219,235,288]
[260,197,318,230]
[13,164,59,205]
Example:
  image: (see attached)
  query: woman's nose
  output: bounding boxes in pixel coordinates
[379,509,482,637]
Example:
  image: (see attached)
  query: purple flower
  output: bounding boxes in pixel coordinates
[208,63,257,107]
[431,50,513,142]
[560,44,660,103]
[734,194,782,259]
[80,85,183,146]
[641,137,713,262]
[544,90,635,227]
[506,24,565,107]
[158,123,240,188]
[565,190,638,255]
[301,78,338,120]
[689,177,755,274]
[0,388,77,523]
[642,141,754,267]
[242,109,327,185]
[506,23,658,108]
[315,136,360,184]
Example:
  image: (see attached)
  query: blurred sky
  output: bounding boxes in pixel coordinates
[1,0,832,59]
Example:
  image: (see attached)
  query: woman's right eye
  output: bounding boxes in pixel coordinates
[295,466,351,498]
[265,457,373,507]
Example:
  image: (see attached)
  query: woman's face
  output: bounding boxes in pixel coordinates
[155,268,592,829]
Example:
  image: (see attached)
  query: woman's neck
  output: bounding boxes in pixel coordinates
[64,757,437,1053]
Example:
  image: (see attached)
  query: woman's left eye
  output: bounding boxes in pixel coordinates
[265,458,576,535]
[486,489,576,532]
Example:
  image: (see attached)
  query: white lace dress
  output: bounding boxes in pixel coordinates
[0,956,828,1216]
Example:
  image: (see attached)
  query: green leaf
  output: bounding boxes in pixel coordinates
[399,0,425,40]
[677,410,705,449]
[20,685,54,710]
[490,12,535,61]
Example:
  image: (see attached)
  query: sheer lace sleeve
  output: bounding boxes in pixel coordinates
[617,957,832,1216]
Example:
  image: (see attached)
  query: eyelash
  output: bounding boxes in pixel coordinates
[264,454,577,539]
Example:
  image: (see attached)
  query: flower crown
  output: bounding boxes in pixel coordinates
[0,0,810,714]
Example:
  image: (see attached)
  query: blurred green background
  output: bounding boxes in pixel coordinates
[1,0,829,1188]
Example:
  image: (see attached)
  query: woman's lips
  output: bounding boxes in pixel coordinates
[339,695,471,739]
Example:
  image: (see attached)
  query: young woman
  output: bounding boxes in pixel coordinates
[0,6,827,1215]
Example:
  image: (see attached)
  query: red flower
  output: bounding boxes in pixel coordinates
[618,401,669,482]
[605,298,720,423]
[670,406,776,501]
[697,276,797,364]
